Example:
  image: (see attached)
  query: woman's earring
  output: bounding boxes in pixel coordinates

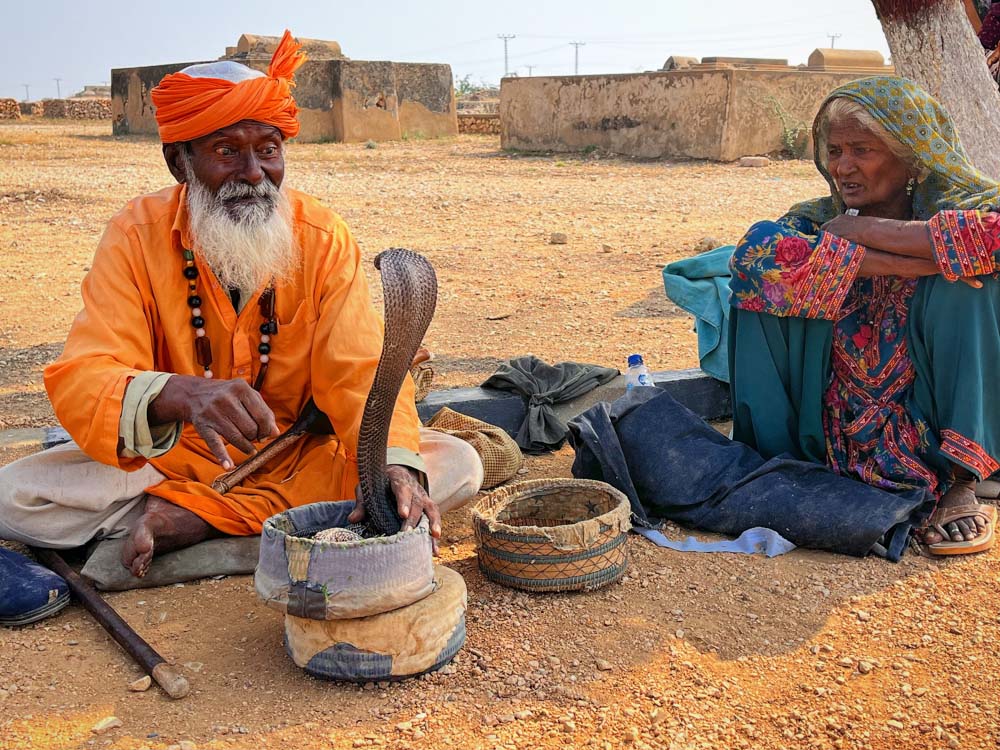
[906,177,916,197]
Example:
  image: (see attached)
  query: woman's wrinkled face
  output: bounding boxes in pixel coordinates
[826,119,913,218]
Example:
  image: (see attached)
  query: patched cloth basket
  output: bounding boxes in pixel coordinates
[472,478,631,592]
[284,565,467,682]
[256,501,435,620]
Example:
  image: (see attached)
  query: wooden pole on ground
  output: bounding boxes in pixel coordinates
[32,548,190,700]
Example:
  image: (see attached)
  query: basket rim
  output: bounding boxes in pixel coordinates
[470,478,631,547]
[262,500,430,550]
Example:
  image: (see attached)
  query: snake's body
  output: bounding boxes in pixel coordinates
[212,248,438,538]
[358,249,438,535]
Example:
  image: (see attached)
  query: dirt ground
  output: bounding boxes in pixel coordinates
[2,122,998,750]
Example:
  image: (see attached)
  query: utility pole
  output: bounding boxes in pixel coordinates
[22,84,30,102]
[827,33,842,48]
[498,34,516,77]
[526,65,536,76]
[53,78,62,98]
[570,41,586,75]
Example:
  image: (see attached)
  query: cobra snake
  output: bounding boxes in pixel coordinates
[212,248,438,537]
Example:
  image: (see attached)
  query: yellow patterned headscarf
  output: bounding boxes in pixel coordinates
[790,76,1000,223]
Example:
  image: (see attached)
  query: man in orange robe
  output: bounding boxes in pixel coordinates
[0,32,483,577]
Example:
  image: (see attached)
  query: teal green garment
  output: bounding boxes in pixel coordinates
[730,277,1000,481]
[729,310,832,464]
[730,76,1000,481]
[662,245,736,383]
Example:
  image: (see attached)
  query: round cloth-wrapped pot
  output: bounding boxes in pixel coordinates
[256,501,434,620]
[283,565,467,682]
[472,478,631,592]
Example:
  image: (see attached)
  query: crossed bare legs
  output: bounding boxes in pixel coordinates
[120,496,220,578]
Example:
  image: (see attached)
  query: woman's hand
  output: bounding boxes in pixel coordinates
[820,214,873,245]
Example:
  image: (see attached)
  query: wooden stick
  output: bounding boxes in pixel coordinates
[211,398,329,494]
[31,548,190,700]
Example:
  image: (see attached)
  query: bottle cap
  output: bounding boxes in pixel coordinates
[627,354,644,367]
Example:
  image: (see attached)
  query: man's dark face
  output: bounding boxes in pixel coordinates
[164,120,285,197]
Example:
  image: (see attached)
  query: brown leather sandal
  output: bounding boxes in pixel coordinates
[924,504,997,556]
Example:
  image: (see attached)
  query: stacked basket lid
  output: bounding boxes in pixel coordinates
[256,500,467,682]
[472,478,632,593]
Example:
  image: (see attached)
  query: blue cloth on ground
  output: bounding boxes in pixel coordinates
[0,547,70,627]
[634,526,796,557]
[567,387,931,561]
[661,245,736,383]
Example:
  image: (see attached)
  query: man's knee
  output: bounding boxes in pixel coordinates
[421,431,484,514]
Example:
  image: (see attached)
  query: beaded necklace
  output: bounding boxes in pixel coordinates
[182,248,278,390]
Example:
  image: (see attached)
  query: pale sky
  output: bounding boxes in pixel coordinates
[4,0,891,101]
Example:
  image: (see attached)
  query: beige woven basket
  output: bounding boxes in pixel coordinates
[472,478,631,592]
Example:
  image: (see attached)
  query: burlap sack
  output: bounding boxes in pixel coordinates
[425,407,523,490]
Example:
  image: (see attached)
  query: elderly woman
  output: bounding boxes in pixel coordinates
[728,76,1000,555]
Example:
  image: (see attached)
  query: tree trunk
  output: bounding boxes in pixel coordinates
[872,0,1000,178]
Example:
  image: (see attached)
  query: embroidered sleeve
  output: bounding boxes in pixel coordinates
[729,218,866,320]
[940,428,1000,480]
[927,210,1000,281]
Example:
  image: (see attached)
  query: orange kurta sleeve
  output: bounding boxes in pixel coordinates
[43,218,159,470]
[308,220,422,462]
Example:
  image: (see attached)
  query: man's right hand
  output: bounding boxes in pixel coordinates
[148,375,279,470]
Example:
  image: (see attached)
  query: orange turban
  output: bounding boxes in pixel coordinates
[152,30,307,143]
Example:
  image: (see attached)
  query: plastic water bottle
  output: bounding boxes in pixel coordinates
[625,354,653,389]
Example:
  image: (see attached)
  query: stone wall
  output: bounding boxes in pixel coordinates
[112,59,456,143]
[458,113,500,135]
[40,98,112,119]
[500,69,886,161]
[0,99,20,120]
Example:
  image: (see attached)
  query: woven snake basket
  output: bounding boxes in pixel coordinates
[472,478,631,593]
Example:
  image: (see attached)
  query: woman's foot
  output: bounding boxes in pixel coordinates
[121,496,216,578]
[923,479,990,544]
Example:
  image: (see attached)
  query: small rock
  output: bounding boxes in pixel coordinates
[856,611,871,622]
[549,232,568,245]
[514,710,533,720]
[857,661,874,674]
[178,743,197,750]
[412,730,425,740]
[129,675,152,692]
[91,717,122,735]
[562,720,576,732]
[887,720,905,730]
[623,727,640,743]
[837,657,854,667]
[693,237,723,254]
[738,156,770,168]
[183,661,204,673]
[601,244,613,253]
[396,721,413,731]
[595,659,613,671]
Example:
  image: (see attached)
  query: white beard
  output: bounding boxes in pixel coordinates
[183,162,298,302]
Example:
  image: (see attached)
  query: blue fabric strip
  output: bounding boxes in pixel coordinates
[634,526,796,557]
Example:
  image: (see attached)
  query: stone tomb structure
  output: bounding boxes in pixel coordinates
[112,34,457,143]
[500,49,894,161]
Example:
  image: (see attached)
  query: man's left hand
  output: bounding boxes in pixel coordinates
[348,465,441,552]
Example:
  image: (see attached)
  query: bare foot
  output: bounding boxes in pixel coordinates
[923,480,989,545]
[121,496,217,577]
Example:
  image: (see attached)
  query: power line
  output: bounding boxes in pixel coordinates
[570,41,586,75]
[497,34,516,77]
